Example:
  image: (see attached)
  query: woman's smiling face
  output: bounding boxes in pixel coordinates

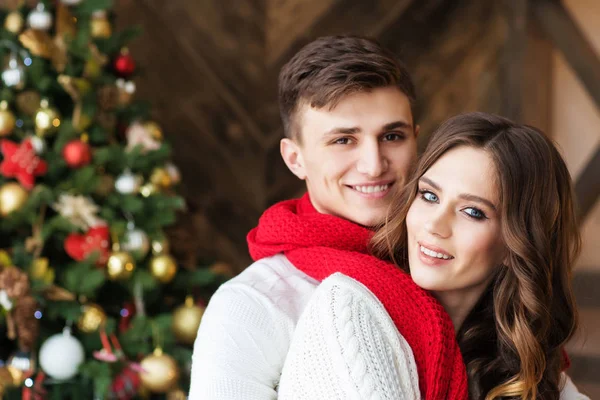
[406,146,506,300]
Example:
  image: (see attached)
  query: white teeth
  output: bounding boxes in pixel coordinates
[353,184,389,194]
[420,245,451,259]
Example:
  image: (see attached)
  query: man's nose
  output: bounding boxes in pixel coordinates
[356,142,388,177]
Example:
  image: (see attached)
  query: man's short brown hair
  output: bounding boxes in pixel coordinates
[278,35,416,141]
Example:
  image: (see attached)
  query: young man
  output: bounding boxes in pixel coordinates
[188,35,422,399]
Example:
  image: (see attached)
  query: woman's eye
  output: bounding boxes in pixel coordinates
[419,190,438,203]
[464,207,487,220]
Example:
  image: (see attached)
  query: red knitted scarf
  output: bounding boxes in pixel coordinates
[247,194,469,400]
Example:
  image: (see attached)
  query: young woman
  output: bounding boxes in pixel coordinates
[276,112,588,399]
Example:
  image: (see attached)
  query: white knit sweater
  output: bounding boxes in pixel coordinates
[278,272,420,400]
[188,254,589,399]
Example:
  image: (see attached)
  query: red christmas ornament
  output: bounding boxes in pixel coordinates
[109,364,141,400]
[113,48,136,78]
[64,225,110,265]
[0,139,48,190]
[63,139,92,168]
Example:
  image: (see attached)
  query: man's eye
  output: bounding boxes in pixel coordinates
[383,132,404,141]
[334,137,351,145]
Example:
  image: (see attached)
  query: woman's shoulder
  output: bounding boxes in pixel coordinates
[278,273,420,399]
[560,373,591,400]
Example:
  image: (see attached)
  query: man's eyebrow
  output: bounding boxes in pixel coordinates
[381,121,413,131]
[323,126,361,136]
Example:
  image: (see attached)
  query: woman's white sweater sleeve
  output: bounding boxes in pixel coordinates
[188,282,294,400]
[278,272,420,400]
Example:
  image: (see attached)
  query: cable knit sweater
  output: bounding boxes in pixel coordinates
[278,272,420,400]
[188,254,588,400]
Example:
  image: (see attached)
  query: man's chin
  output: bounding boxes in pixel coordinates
[344,212,386,229]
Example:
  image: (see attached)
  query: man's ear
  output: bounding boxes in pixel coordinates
[414,124,420,138]
[280,138,307,180]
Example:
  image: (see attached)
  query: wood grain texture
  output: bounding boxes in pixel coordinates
[111,0,564,270]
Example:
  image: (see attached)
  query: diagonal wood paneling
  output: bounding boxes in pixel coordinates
[114,0,545,270]
[531,0,600,220]
[266,0,336,65]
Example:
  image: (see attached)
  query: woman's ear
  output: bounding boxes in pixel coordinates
[280,138,307,180]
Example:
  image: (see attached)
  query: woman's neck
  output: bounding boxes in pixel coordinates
[434,283,490,333]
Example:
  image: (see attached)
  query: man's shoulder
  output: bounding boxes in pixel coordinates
[223,254,318,293]
[215,254,319,316]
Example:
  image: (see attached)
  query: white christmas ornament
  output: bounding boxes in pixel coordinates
[115,170,143,194]
[1,53,26,90]
[39,327,84,380]
[27,3,53,31]
[122,225,150,260]
[28,135,45,154]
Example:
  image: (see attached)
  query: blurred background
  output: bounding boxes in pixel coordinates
[0,0,595,397]
[114,0,599,394]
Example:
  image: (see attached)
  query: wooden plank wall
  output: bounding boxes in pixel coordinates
[113,0,516,271]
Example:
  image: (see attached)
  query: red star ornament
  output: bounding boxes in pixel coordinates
[0,139,48,190]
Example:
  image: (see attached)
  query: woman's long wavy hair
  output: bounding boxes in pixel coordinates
[371,112,581,399]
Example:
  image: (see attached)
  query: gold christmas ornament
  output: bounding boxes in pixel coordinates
[16,91,41,116]
[150,167,172,189]
[34,99,61,137]
[77,303,106,333]
[0,182,28,216]
[172,296,204,345]
[167,388,187,400]
[90,10,111,38]
[4,11,24,34]
[106,251,136,281]
[151,237,170,255]
[0,101,16,137]
[149,254,177,283]
[139,182,158,198]
[139,348,180,393]
[30,258,54,283]
[143,121,163,141]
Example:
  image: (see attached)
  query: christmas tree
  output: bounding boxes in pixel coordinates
[0,1,224,398]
